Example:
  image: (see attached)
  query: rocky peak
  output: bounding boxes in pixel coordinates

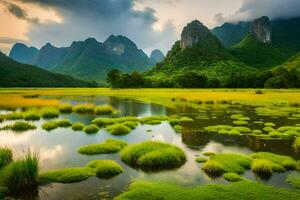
[249,16,272,43]
[150,49,164,65]
[180,20,212,49]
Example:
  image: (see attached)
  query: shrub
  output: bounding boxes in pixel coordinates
[42,121,58,131]
[251,159,273,177]
[58,103,73,113]
[120,141,186,170]
[95,160,123,179]
[94,105,116,115]
[3,121,36,132]
[223,172,244,182]
[78,139,128,155]
[40,107,59,119]
[73,104,95,114]
[72,122,85,131]
[83,124,99,134]
[0,148,12,169]
[106,124,131,135]
[2,152,39,190]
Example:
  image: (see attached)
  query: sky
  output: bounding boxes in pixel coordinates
[0,0,300,55]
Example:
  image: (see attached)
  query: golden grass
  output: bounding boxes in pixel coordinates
[0,88,300,109]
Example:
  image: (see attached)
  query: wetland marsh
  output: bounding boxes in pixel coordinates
[0,88,300,199]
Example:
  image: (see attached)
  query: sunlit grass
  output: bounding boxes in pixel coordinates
[0,148,12,169]
[72,122,85,131]
[94,105,117,115]
[106,124,131,135]
[58,103,73,114]
[78,139,127,155]
[73,104,95,114]
[40,107,59,119]
[3,121,36,132]
[83,124,99,134]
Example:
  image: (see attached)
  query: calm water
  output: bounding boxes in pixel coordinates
[0,96,299,200]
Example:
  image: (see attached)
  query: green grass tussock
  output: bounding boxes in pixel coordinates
[286,173,300,188]
[77,139,128,155]
[94,105,117,115]
[0,148,12,169]
[72,122,85,131]
[1,152,39,191]
[73,104,95,114]
[202,154,252,175]
[5,112,24,120]
[40,107,59,119]
[140,115,168,125]
[106,124,131,135]
[3,121,36,132]
[95,160,123,179]
[251,152,297,170]
[42,121,58,131]
[120,141,186,171]
[195,157,207,163]
[223,172,244,182]
[55,119,72,127]
[114,180,300,200]
[251,159,273,178]
[23,110,41,121]
[293,137,300,152]
[58,103,73,113]
[83,124,99,134]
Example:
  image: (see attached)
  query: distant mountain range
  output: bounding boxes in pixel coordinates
[0,51,96,87]
[9,35,164,85]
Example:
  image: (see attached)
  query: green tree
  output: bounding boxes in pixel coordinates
[107,69,121,89]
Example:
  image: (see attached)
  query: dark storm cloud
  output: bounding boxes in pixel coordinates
[8,0,176,54]
[234,0,300,21]
[1,0,39,23]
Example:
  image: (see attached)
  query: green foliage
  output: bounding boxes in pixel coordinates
[293,137,300,152]
[107,70,148,88]
[202,160,225,176]
[120,141,186,171]
[1,152,39,190]
[5,112,24,120]
[3,121,36,132]
[251,152,296,170]
[72,122,85,131]
[95,160,123,179]
[195,157,207,163]
[42,121,58,131]
[114,180,300,200]
[23,110,41,121]
[83,124,99,134]
[0,148,12,169]
[77,139,128,155]
[73,104,95,114]
[94,105,116,115]
[56,119,72,127]
[230,34,285,69]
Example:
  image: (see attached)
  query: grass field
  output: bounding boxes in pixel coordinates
[0,88,300,109]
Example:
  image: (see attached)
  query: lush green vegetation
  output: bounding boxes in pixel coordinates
[286,173,300,188]
[40,107,60,119]
[73,104,95,114]
[83,124,100,134]
[72,122,85,131]
[106,124,131,135]
[77,139,128,155]
[251,152,297,170]
[120,141,186,171]
[3,121,36,132]
[0,148,12,169]
[58,103,73,113]
[0,51,97,87]
[223,172,244,182]
[95,160,123,179]
[42,121,59,131]
[94,105,117,115]
[115,180,300,200]
[251,159,273,178]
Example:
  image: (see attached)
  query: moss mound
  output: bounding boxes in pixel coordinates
[251,159,273,178]
[58,103,73,113]
[56,119,72,127]
[5,112,24,120]
[3,121,36,132]
[73,104,95,114]
[114,180,300,200]
[286,173,300,188]
[223,172,244,182]
[140,116,168,125]
[72,122,85,131]
[203,152,216,156]
[83,124,99,134]
[202,154,252,176]
[120,141,186,171]
[106,124,131,135]
[42,121,58,131]
[78,139,128,155]
[251,152,297,170]
[23,110,41,121]
[195,157,207,163]
[94,105,117,115]
[39,160,123,183]
[95,160,123,178]
[40,107,59,119]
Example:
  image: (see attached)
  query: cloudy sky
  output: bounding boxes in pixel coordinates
[0,0,300,55]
